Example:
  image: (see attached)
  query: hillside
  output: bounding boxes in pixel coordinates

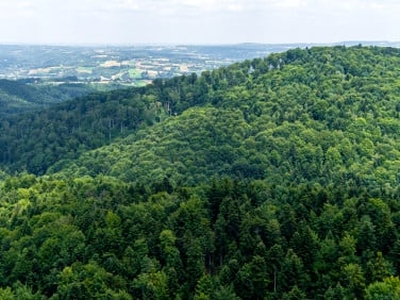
[0,85,170,173]
[1,46,400,299]
[0,79,97,115]
[52,45,400,189]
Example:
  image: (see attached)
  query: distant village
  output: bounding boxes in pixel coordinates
[0,44,264,86]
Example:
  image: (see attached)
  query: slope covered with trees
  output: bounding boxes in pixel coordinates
[0,86,170,174]
[0,79,98,115]
[54,46,400,190]
[0,46,400,299]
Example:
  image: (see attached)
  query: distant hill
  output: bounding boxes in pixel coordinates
[0,79,97,115]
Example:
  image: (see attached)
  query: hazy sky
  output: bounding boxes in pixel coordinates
[0,0,399,45]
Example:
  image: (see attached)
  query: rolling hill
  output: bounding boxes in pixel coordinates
[49,45,400,189]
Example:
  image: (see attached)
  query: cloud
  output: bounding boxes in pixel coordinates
[0,0,399,44]
[271,0,307,8]
[180,0,245,11]
[97,0,140,12]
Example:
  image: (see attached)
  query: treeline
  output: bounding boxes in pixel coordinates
[0,174,398,299]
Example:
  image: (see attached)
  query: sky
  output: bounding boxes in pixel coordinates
[0,0,399,45]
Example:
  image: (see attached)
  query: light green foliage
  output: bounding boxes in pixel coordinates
[365,276,400,300]
[0,287,14,300]
[341,263,366,298]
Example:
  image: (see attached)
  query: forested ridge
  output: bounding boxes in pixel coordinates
[54,45,400,188]
[0,46,400,298]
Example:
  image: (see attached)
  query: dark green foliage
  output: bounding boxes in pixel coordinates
[0,87,167,174]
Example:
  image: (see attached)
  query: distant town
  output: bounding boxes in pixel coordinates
[0,44,272,86]
[1,42,399,87]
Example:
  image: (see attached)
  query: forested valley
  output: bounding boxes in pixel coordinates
[0,46,400,299]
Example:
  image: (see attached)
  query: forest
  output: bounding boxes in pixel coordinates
[0,45,399,298]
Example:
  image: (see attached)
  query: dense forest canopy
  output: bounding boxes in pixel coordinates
[0,46,400,298]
